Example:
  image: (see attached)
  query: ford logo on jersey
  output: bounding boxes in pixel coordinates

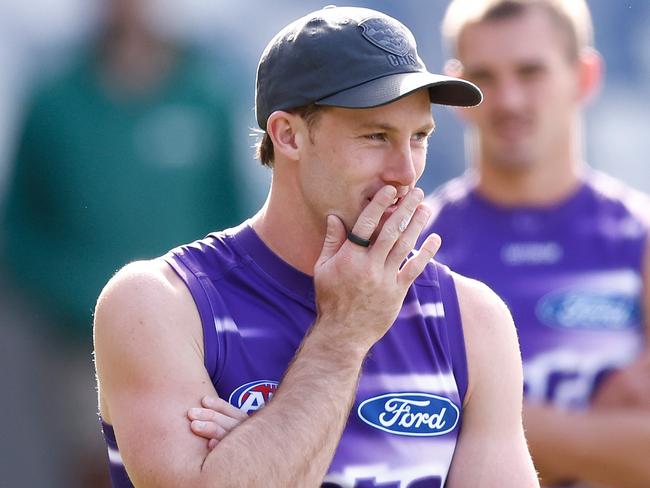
[536,291,640,330]
[229,380,278,414]
[358,393,459,436]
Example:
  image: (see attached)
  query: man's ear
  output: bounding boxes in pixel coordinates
[266,111,307,162]
[444,58,474,123]
[577,47,603,105]
[444,58,464,79]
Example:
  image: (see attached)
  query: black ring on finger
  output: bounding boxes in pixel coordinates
[347,231,371,248]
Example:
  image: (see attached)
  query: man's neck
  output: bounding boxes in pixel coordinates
[475,156,584,207]
[250,186,326,277]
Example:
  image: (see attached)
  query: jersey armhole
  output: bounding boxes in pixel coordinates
[100,417,134,487]
[437,263,469,406]
[163,253,220,382]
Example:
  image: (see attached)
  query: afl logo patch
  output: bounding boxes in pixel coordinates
[359,17,412,56]
[229,380,278,414]
[358,392,459,436]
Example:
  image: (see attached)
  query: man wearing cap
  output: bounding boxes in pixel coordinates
[94,6,539,487]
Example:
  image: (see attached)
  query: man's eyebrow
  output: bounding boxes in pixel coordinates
[356,122,398,131]
[356,122,436,132]
[462,66,490,79]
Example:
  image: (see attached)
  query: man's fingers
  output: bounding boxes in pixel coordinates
[190,419,228,440]
[398,233,441,286]
[349,185,398,243]
[385,204,431,270]
[202,395,248,420]
[188,405,246,440]
[372,188,424,259]
[189,404,246,428]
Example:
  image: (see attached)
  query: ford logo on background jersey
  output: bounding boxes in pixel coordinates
[229,380,278,414]
[536,291,640,330]
[358,393,459,436]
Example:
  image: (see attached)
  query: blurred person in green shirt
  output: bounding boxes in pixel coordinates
[0,0,255,486]
[3,2,251,341]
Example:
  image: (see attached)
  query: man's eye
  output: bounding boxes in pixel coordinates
[366,133,387,141]
[519,64,545,80]
[465,70,493,86]
[412,132,431,143]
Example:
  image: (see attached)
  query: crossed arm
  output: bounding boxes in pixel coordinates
[523,238,650,488]
[95,260,367,487]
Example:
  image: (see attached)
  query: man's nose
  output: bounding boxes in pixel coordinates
[383,143,417,187]
[491,76,527,111]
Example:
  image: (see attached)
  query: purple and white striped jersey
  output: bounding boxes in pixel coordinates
[102,221,468,488]
[421,170,648,409]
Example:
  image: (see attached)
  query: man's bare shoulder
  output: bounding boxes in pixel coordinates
[94,257,202,367]
[95,258,191,323]
[450,271,522,404]
[589,169,650,228]
[452,271,516,334]
[94,259,204,421]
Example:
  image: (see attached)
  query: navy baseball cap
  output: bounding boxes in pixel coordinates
[255,5,482,130]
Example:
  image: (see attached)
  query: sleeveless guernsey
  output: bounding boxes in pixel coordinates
[421,170,647,409]
[101,222,468,488]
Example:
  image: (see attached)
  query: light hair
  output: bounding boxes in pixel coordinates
[442,0,593,61]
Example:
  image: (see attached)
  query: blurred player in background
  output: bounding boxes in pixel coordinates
[94,6,539,487]
[421,0,650,486]
[2,0,250,485]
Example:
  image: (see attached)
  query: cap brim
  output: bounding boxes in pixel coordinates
[315,71,482,109]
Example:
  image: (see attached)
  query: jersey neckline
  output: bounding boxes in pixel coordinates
[229,221,316,307]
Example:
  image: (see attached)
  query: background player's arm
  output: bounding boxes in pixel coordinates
[445,275,539,488]
[520,227,650,487]
[523,232,650,488]
[597,224,650,407]
[523,402,650,487]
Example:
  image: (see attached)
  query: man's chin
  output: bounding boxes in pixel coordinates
[493,156,536,171]
[488,140,537,167]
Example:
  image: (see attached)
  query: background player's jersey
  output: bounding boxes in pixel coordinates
[102,222,469,488]
[422,170,647,409]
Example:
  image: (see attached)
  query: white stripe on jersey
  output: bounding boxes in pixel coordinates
[107,446,124,466]
[325,459,452,488]
[362,372,458,395]
[399,301,445,319]
[214,316,238,333]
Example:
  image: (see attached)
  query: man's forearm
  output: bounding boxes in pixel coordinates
[525,404,650,487]
[198,320,367,487]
